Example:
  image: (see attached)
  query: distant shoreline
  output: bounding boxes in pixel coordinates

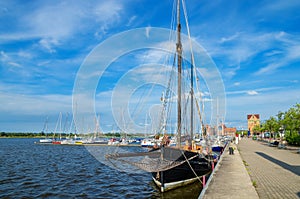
[0,136,44,139]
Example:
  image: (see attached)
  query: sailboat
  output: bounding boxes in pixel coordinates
[149,0,212,191]
[52,112,63,144]
[106,0,213,192]
[38,116,53,143]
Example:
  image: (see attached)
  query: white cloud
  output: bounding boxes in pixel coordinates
[227,86,282,96]
[126,16,137,27]
[0,92,72,116]
[255,62,281,75]
[0,51,23,71]
[24,2,81,40]
[202,29,300,77]
[93,1,123,37]
[255,36,300,75]
[0,89,74,132]
[264,50,283,57]
[225,87,300,129]
[263,0,300,12]
[247,90,258,95]
[222,65,240,79]
[7,61,21,68]
[17,50,33,59]
[0,50,8,60]
[287,45,300,60]
[220,32,241,43]
[1,0,126,45]
[39,38,60,53]
[93,1,122,23]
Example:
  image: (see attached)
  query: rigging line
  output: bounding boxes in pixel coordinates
[131,0,179,129]
[63,112,69,133]
[157,0,178,135]
[130,43,176,132]
[179,149,205,184]
[158,49,177,133]
[179,58,196,134]
[182,0,205,126]
[181,0,195,71]
[182,94,190,135]
[170,0,177,36]
[155,0,181,135]
[130,67,163,133]
[158,1,178,134]
[196,68,205,124]
[68,115,73,137]
[42,115,49,134]
[53,112,61,139]
[194,95,205,135]
[158,53,177,134]
[130,56,172,120]
[130,31,175,130]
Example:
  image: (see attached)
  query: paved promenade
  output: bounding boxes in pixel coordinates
[200,142,259,199]
[238,138,300,199]
[200,138,300,199]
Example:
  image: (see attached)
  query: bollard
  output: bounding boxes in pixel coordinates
[212,161,214,171]
[202,175,206,187]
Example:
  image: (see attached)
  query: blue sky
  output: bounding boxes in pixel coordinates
[1,0,300,133]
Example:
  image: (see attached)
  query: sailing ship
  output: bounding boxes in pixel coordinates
[106,0,213,192]
[149,0,212,191]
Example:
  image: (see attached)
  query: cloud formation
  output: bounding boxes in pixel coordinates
[0,0,299,132]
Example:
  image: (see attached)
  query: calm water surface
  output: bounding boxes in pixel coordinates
[0,138,202,198]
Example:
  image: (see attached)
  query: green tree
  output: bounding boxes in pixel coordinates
[264,116,279,137]
[252,125,261,134]
[283,104,300,145]
[259,103,300,145]
[0,132,7,137]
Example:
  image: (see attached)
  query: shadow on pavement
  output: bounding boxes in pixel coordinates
[255,152,300,176]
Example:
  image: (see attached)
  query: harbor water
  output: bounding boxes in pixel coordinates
[0,138,202,198]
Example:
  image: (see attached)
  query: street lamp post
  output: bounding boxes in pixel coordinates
[278,126,285,149]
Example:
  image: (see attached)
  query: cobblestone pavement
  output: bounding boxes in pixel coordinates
[238,138,300,199]
[201,143,259,199]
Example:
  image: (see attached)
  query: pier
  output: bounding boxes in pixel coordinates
[200,138,300,199]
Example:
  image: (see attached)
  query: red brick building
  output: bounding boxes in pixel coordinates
[221,124,237,136]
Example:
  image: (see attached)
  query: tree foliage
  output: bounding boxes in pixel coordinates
[259,103,300,146]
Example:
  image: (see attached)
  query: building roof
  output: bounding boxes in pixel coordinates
[247,114,260,120]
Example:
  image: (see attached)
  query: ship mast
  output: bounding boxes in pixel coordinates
[176,0,182,147]
[190,55,194,143]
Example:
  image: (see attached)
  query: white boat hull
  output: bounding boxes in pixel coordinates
[152,176,200,192]
[39,138,52,143]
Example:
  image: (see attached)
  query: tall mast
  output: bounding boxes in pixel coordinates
[176,0,182,147]
[190,54,194,142]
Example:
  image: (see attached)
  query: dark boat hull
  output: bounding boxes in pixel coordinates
[212,146,224,152]
[151,147,212,192]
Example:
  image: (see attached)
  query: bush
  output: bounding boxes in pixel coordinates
[286,134,300,146]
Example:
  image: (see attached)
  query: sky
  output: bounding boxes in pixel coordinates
[1,0,300,133]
